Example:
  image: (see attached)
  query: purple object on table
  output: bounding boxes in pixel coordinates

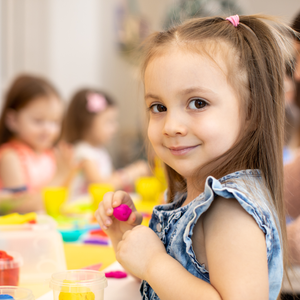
[83,238,109,245]
[105,271,127,278]
[113,204,132,221]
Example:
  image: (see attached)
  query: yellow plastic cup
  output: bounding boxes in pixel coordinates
[88,184,114,211]
[135,176,161,203]
[42,187,68,217]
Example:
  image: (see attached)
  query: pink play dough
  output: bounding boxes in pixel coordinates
[113,204,132,221]
[105,271,128,278]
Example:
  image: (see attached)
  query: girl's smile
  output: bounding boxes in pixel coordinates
[145,47,246,185]
[166,144,200,156]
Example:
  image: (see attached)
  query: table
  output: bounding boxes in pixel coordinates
[20,243,116,299]
[36,262,141,300]
[63,243,116,270]
[27,242,300,299]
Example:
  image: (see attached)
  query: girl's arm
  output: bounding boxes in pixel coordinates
[284,153,300,218]
[0,150,26,188]
[117,197,269,300]
[0,151,44,213]
[49,142,79,187]
[0,192,44,214]
[287,216,300,265]
[202,197,269,300]
[81,159,150,189]
[81,159,128,189]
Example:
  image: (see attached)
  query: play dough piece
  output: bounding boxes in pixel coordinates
[59,292,95,300]
[105,271,127,278]
[113,204,132,221]
[59,280,95,300]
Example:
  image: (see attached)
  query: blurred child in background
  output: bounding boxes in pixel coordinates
[0,74,74,214]
[63,88,149,201]
[283,64,298,164]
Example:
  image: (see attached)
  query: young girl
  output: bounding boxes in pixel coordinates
[96,15,295,300]
[0,74,72,214]
[63,88,149,200]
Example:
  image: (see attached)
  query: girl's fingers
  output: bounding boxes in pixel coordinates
[111,190,129,208]
[95,212,107,230]
[127,211,143,226]
[102,192,115,216]
[96,203,112,229]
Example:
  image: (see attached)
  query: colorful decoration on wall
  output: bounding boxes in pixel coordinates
[163,0,242,30]
[115,0,149,65]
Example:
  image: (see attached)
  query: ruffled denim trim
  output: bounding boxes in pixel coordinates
[183,172,274,276]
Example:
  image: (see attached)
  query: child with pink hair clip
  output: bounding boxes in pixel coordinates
[63,88,149,201]
[96,14,296,300]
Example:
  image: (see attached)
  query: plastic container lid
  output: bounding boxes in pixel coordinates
[49,270,107,291]
[0,251,23,270]
[0,287,34,300]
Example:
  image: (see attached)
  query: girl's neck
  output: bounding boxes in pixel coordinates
[183,178,205,206]
[11,137,44,154]
[82,137,103,148]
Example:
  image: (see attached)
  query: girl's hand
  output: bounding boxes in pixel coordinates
[95,191,143,243]
[53,142,80,187]
[116,225,166,279]
[123,160,151,183]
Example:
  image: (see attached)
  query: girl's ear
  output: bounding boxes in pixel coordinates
[5,109,18,133]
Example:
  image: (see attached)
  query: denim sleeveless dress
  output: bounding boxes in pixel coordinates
[140,170,283,300]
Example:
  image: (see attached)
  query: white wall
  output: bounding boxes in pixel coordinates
[1,0,300,166]
[239,0,300,22]
[47,0,104,100]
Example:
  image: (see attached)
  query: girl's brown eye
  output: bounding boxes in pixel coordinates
[151,104,167,113]
[188,98,207,110]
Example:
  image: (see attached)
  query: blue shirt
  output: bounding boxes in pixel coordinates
[140,170,283,300]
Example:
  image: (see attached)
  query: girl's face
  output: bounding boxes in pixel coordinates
[85,107,119,146]
[145,48,245,183]
[6,95,63,151]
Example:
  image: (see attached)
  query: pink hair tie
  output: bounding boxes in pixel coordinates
[86,92,107,113]
[226,15,239,27]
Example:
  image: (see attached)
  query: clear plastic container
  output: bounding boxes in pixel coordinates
[49,270,107,300]
[0,215,66,283]
[0,286,34,300]
[0,251,23,285]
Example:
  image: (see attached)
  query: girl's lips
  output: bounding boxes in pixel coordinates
[168,145,199,156]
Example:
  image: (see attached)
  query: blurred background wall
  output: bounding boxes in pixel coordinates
[0,0,299,167]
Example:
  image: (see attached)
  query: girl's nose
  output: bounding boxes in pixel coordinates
[163,112,187,137]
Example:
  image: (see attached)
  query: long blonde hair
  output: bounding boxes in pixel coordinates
[141,15,296,292]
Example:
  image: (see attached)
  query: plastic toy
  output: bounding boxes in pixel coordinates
[105,271,127,278]
[83,239,109,246]
[0,295,14,299]
[0,250,21,286]
[113,204,132,221]
[0,213,36,225]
